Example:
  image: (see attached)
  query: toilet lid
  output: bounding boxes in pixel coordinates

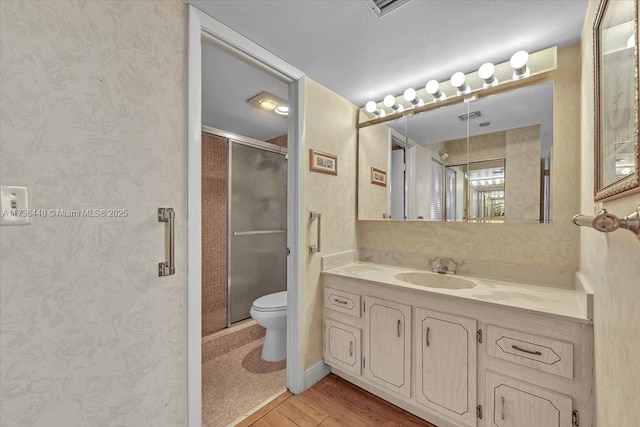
[252,291,287,312]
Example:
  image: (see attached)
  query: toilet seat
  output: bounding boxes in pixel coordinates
[251,291,287,312]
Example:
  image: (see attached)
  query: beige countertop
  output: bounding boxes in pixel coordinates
[322,261,591,323]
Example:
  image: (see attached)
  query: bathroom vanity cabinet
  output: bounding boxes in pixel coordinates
[364,297,412,397]
[415,308,477,427]
[322,266,593,427]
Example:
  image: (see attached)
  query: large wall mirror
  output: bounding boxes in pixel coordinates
[358,81,553,222]
[594,0,639,200]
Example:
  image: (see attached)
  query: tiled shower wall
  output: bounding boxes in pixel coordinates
[202,133,228,336]
[267,134,288,148]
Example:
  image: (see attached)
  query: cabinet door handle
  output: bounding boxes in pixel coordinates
[426,327,430,347]
[501,396,505,420]
[333,298,349,305]
[397,319,401,337]
[512,344,542,356]
[349,341,353,357]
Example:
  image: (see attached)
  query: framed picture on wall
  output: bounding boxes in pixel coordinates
[370,167,387,187]
[309,149,338,175]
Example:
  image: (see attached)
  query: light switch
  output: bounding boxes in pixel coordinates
[0,185,30,225]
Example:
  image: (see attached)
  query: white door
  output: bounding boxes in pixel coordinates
[324,319,361,375]
[364,297,411,397]
[486,372,573,427]
[390,149,405,220]
[416,308,477,427]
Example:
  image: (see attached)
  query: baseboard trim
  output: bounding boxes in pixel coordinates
[303,360,331,391]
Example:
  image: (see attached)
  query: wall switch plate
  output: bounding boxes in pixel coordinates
[1,185,30,225]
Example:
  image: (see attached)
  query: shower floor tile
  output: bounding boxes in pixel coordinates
[202,337,286,427]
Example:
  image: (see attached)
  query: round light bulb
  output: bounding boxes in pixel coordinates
[450,72,466,89]
[365,101,378,113]
[275,105,289,115]
[478,63,495,80]
[403,88,417,102]
[480,180,487,185]
[472,181,478,186]
[510,50,529,69]
[478,62,498,88]
[488,179,494,185]
[627,34,636,48]
[383,95,396,108]
[425,80,440,95]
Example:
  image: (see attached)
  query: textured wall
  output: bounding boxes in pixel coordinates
[201,133,228,336]
[0,1,187,425]
[303,79,358,369]
[579,1,640,425]
[358,123,390,220]
[505,125,541,222]
[358,44,582,270]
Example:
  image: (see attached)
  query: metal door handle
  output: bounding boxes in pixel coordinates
[349,341,353,357]
[158,208,175,276]
[334,298,349,305]
[233,229,285,236]
[512,345,542,356]
[309,211,321,254]
[426,327,430,347]
[397,319,401,337]
[501,396,505,420]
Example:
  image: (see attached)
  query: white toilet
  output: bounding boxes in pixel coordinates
[250,291,287,362]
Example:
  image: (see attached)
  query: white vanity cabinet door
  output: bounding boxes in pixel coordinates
[486,372,573,427]
[415,308,477,427]
[364,296,411,397]
[324,319,361,375]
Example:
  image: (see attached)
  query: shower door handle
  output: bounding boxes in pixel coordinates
[309,211,321,254]
[233,230,285,236]
[158,208,175,276]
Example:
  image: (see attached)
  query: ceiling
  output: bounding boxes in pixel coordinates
[190,0,588,108]
[202,39,289,141]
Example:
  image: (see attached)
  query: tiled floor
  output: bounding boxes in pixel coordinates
[202,338,286,427]
[202,320,266,364]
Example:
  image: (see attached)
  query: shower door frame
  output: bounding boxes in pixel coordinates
[202,126,288,327]
[188,6,306,427]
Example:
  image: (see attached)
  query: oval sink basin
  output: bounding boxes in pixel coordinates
[395,272,476,290]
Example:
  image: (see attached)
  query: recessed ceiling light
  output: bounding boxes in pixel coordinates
[259,99,277,111]
[275,105,289,115]
[247,91,288,118]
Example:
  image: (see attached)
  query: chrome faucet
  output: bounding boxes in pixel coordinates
[431,257,458,275]
[431,258,447,274]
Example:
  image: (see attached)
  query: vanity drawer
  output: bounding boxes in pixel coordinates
[324,287,361,318]
[487,325,573,379]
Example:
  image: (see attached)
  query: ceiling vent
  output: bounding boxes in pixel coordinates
[458,111,482,121]
[363,0,412,18]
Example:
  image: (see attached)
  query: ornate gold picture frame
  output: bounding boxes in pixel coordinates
[593,0,639,201]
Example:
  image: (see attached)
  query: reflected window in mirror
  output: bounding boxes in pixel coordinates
[468,159,505,223]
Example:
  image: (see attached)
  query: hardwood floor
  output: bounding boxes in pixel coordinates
[235,374,437,427]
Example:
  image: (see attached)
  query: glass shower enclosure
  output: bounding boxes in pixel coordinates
[228,140,287,325]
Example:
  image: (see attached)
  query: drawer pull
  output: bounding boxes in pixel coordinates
[426,327,430,347]
[349,341,353,357]
[512,344,542,356]
[501,396,505,420]
[333,298,349,305]
[397,319,401,337]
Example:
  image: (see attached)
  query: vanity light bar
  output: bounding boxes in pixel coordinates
[360,46,557,124]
